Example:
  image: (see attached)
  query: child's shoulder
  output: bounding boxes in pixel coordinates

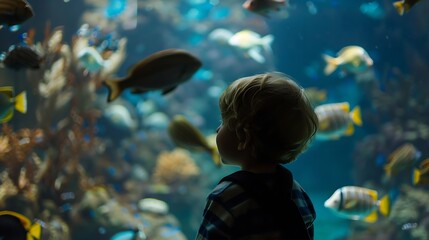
[208,180,246,203]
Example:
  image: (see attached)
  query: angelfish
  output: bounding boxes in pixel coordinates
[315,102,362,140]
[168,115,221,167]
[0,86,26,123]
[324,186,390,222]
[103,49,202,102]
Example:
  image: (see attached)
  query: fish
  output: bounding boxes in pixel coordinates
[103,49,202,102]
[413,158,429,185]
[322,45,373,76]
[360,1,385,19]
[167,115,221,167]
[393,0,423,15]
[110,229,146,240]
[0,210,42,240]
[1,44,43,70]
[0,0,34,27]
[242,0,286,17]
[208,28,234,44]
[324,186,390,222]
[384,143,420,178]
[315,102,362,140]
[228,30,274,63]
[0,86,26,123]
[304,87,327,106]
[77,47,105,73]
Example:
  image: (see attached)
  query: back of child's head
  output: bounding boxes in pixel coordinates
[219,72,318,164]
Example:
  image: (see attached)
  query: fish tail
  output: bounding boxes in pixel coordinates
[28,222,42,239]
[363,210,378,223]
[393,1,405,15]
[350,106,362,126]
[322,54,339,75]
[378,194,390,217]
[14,91,27,114]
[413,168,421,185]
[261,34,274,53]
[104,79,123,102]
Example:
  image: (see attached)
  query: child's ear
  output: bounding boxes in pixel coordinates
[237,127,251,151]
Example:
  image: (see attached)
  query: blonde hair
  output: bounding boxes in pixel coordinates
[219,72,318,164]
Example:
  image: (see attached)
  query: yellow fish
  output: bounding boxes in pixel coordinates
[384,143,420,178]
[315,102,362,140]
[304,87,327,106]
[413,158,429,185]
[393,0,423,15]
[167,115,221,167]
[0,210,42,240]
[324,186,390,223]
[322,45,373,75]
[0,86,27,123]
[228,30,274,63]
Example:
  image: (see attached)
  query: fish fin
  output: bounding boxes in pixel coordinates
[344,123,354,136]
[368,189,378,200]
[0,86,14,97]
[28,222,42,240]
[344,199,358,209]
[211,147,222,167]
[413,168,421,185]
[363,210,378,223]
[261,34,274,53]
[14,91,27,113]
[338,102,350,112]
[162,86,177,95]
[248,47,265,63]
[322,54,339,75]
[0,107,14,123]
[350,106,362,126]
[393,1,405,15]
[378,194,390,217]
[103,79,123,102]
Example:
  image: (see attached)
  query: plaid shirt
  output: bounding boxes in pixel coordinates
[196,174,315,240]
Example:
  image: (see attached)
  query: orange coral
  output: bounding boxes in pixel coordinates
[152,149,200,186]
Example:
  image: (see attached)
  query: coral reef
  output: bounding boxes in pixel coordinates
[152,148,200,186]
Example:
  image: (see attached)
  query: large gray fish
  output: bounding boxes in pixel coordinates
[168,115,221,167]
[104,49,202,102]
[0,0,34,26]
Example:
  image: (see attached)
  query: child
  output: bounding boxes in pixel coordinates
[196,72,318,240]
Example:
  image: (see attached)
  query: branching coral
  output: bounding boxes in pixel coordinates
[0,125,43,191]
[152,148,200,186]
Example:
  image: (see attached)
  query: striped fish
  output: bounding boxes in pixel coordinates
[324,186,390,222]
[315,102,362,140]
[384,143,420,178]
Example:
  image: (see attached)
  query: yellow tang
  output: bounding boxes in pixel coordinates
[168,115,221,167]
[0,210,41,240]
